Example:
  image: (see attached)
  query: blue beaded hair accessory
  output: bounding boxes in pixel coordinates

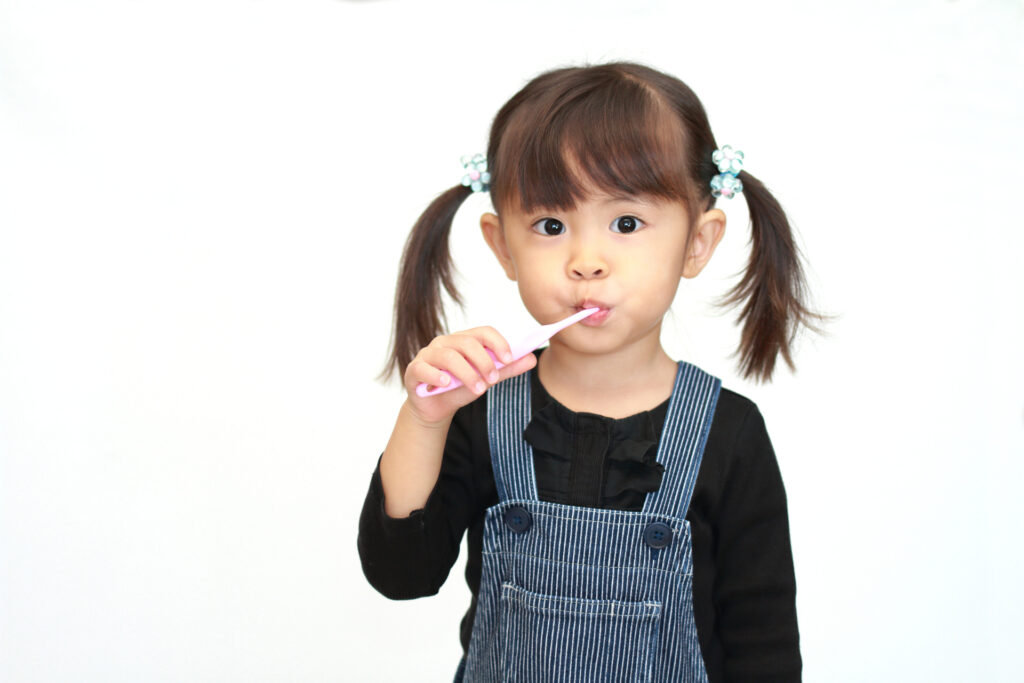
[710,145,744,199]
[460,154,491,193]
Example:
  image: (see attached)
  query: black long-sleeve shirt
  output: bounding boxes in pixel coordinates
[358,363,801,682]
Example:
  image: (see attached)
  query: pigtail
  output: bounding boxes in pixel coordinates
[381,184,474,381]
[720,172,826,383]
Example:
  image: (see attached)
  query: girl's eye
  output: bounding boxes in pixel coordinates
[611,215,643,234]
[531,218,565,236]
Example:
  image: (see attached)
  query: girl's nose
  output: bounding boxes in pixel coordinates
[570,263,606,279]
[568,246,608,280]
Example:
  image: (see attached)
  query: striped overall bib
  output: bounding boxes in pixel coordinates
[455,361,721,682]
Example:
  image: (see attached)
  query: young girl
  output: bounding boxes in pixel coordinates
[358,62,818,682]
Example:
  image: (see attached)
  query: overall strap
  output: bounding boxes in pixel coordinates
[641,361,722,519]
[486,372,537,502]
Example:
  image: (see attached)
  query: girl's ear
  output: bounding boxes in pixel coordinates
[480,212,518,281]
[683,208,727,279]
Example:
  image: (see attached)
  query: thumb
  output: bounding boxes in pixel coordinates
[496,353,538,382]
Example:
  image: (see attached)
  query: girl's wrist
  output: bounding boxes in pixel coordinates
[401,398,455,432]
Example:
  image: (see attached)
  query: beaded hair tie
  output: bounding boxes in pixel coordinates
[460,154,491,193]
[711,145,744,199]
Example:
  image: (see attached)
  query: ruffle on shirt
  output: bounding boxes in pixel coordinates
[523,392,666,511]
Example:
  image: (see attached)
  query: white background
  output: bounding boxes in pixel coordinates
[2,0,1022,681]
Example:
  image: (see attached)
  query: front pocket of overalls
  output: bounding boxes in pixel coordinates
[499,582,661,682]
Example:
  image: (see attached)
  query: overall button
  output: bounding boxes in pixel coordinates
[504,506,532,533]
[643,522,673,548]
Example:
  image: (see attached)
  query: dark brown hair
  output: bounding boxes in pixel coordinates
[383,62,824,383]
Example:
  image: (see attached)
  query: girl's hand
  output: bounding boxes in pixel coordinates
[403,326,538,426]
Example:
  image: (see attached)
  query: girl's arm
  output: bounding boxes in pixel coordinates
[378,400,454,519]
[378,326,534,516]
[357,398,482,599]
[713,405,802,682]
[359,327,535,598]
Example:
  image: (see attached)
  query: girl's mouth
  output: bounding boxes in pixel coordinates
[576,303,612,326]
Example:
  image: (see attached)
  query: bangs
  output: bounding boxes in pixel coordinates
[491,74,693,214]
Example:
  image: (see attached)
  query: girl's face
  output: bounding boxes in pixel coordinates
[481,187,726,359]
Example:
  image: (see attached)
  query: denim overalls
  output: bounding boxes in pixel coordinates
[454,361,721,682]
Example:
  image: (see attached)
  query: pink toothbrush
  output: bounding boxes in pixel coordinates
[415,307,600,397]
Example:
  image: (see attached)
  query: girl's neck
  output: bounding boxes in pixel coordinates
[536,335,678,419]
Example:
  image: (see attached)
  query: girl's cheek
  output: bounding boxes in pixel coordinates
[518,279,547,303]
[518,260,554,286]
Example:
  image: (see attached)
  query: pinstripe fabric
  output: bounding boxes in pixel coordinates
[642,362,721,519]
[458,362,721,683]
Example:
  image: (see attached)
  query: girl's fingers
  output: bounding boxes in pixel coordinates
[467,326,514,365]
[429,328,511,386]
[426,346,490,395]
[496,352,537,381]
[405,358,453,393]
[446,333,505,384]
[403,327,518,406]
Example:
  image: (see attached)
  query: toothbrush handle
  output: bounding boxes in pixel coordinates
[415,349,507,397]
[412,309,595,398]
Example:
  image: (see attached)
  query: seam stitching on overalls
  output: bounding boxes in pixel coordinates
[483,550,693,577]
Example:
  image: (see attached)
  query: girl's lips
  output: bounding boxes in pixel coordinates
[577,306,611,326]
